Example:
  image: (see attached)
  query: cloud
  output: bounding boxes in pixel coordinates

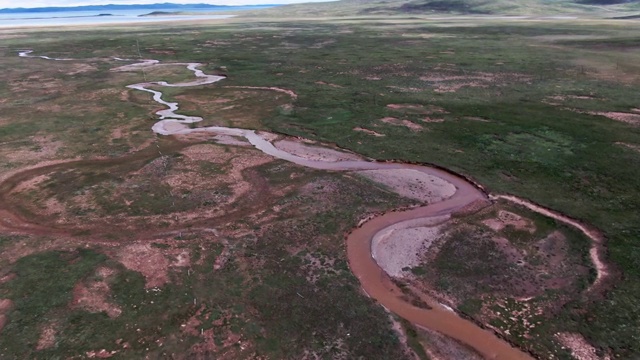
[0,0,332,9]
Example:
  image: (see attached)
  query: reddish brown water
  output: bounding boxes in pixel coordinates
[346,166,533,360]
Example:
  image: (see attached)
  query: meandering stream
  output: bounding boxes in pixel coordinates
[14,50,612,359]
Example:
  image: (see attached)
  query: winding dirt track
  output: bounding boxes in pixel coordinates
[6,50,613,359]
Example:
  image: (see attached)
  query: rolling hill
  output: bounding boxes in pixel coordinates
[244,0,640,17]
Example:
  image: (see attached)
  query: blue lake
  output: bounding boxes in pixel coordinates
[0,7,270,28]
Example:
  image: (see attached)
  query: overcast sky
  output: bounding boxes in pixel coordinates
[0,0,332,9]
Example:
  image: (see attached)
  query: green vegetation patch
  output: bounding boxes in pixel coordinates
[0,249,106,356]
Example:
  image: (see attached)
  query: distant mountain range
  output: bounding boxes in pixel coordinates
[248,0,640,17]
[0,3,279,13]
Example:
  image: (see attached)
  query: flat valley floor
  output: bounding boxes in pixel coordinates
[0,14,638,359]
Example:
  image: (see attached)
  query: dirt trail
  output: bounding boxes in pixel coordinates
[8,50,614,359]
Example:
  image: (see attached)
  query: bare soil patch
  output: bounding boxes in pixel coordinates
[71,267,122,318]
[589,111,640,126]
[36,323,58,350]
[116,244,170,288]
[223,85,297,99]
[274,139,362,162]
[356,169,456,204]
[616,142,640,152]
[110,127,124,141]
[66,63,97,75]
[0,274,16,284]
[482,210,535,233]
[211,134,250,146]
[387,316,423,360]
[386,86,424,93]
[1,135,62,165]
[547,95,596,101]
[418,326,483,360]
[422,117,445,123]
[555,332,608,360]
[387,104,448,115]
[353,127,385,137]
[463,116,491,122]
[379,117,423,131]
[86,349,118,358]
[372,216,448,277]
[315,81,342,88]
[420,72,531,93]
[0,299,13,333]
[11,174,50,193]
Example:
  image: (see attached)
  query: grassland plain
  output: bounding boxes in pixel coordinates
[0,11,639,360]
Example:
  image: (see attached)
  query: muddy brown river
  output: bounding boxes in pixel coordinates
[15,50,609,359]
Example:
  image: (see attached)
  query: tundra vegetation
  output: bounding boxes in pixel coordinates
[0,1,639,358]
